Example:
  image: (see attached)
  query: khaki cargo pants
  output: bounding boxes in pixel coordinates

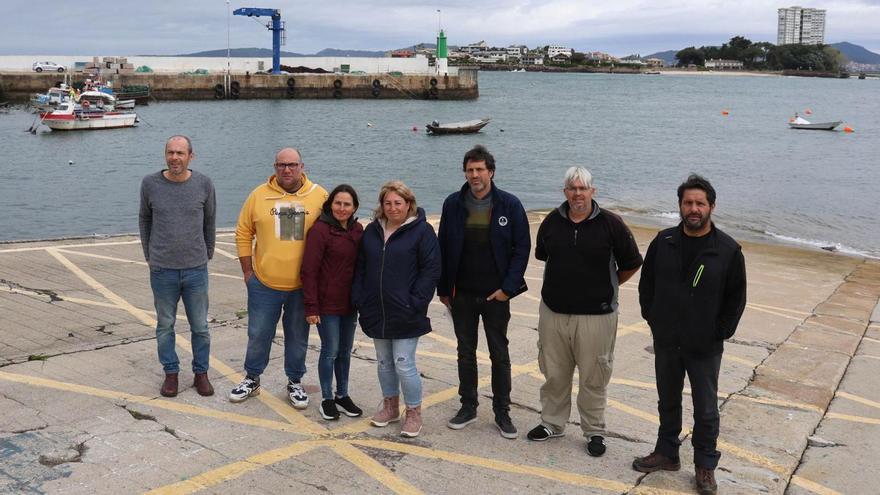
[537,301,617,438]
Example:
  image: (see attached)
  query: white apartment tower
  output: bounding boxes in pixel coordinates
[777,6,826,45]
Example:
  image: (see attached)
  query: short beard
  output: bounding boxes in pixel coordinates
[682,212,710,231]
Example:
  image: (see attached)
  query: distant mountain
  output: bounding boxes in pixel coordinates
[175,47,305,57]
[314,48,385,57]
[644,50,678,66]
[831,42,880,64]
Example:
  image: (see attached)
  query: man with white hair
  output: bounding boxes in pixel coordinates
[527,167,642,458]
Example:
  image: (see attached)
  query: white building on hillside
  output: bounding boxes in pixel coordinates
[548,45,574,58]
[777,6,826,45]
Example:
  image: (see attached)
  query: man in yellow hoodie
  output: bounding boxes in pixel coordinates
[229,148,328,408]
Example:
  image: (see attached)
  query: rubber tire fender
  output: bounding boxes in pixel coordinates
[429,77,438,86]
[333,79,343,89]
[372,79,381,88]
[287,77,295,88]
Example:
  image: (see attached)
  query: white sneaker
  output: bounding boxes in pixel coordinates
[229,376,260,403]
[287,380,309,409]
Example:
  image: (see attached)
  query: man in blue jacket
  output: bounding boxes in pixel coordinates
[438,145,531,439]
[634,174,747,495]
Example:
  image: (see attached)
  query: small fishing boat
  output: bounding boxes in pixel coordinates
[788,114,842,131]
[426,118,491,135]
[31,85,74,111]
[38,101,137,131]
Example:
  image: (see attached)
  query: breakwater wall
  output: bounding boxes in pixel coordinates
[0,69,479,101]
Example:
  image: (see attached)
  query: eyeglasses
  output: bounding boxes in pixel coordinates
[275,162,303,170]
[565,186,592,193]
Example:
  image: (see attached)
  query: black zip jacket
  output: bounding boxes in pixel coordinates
[639,224,747,356]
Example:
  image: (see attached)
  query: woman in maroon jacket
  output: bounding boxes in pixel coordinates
[302,184,364,420]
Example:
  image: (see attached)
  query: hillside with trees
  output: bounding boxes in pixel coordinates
[675,36,845,71]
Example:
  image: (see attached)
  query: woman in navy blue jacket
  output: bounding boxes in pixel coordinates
[352,180,440,438]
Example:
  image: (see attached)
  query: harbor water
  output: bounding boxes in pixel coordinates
[1,71,878,257]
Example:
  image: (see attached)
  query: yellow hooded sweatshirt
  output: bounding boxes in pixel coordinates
[235,173,328,291]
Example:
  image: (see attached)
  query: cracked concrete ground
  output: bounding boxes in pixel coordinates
[1,215,879,494]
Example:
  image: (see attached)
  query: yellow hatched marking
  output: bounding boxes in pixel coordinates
[349,439,637,493]
[521,292,541,302]
[215,241,236,246]
[0,371,305,434]
[331,442,424,494]
[836,391,880,410]
[790,475,844,495]
[863,337,880,345]
[746,304,805,321]
[145,441,325,495]
[825,412,880,425]
[747,302,811,317]
[724,354,758,367]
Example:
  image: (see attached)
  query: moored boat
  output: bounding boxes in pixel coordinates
[426,118,491,135]
[39,101,137,131]
[788,114,842,131]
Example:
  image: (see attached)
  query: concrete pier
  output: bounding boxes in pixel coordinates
[1,213,879,494]
[0,69,479,102]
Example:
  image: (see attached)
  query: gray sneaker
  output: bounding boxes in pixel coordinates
[229,376,260,403]
[287,380,309,409]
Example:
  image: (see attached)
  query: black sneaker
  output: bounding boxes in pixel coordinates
[447,405,477,430]
[320,399,340,420]
[526,424,564,441]
[587,435,606,457]
[335,396,363,417]
[495,411,518,439]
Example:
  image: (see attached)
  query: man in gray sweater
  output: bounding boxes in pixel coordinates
[139,135,216,397]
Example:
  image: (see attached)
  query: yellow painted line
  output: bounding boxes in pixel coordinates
[863,337,880,345]
[790,475,844,495]
[146,440,325,495]
[349,439,634,493]
[724,354,758,368]
[215,241,236,246]
[0,239,142,254]
[860,355,880,361]
[521,292,541,302]
[0,285,116,308]
[331,442,424,494]
[618,321,649,338]
[734,395,824,414]
[746,305,805,322]
[47,248,155,326]
[213,247,238,260]
[836,391,880,411]
[747,302,811,317]
[607,398,661,425]
[825,412,880,425]
[524,275,542,282]
[0,371,308,434]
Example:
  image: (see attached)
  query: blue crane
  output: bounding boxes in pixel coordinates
[233,7,285,74]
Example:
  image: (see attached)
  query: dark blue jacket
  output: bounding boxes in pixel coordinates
[352,208,441,340]
[437,182,530,298]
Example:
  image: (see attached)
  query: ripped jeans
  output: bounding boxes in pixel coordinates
[373,337,422,407]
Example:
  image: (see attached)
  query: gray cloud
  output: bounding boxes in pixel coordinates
[3,0,878,55]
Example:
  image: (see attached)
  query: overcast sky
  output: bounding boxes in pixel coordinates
[4,1,879,56]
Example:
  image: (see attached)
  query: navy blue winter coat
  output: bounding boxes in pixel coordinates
[437,182,530,298]
[352,208,441,340]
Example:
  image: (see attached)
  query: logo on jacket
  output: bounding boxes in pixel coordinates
[498,216,508,226]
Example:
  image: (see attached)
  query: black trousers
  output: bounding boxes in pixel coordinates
[450,292,512,412]
[654,347,722,469]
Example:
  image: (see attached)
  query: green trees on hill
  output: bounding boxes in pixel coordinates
[675,36,843,71]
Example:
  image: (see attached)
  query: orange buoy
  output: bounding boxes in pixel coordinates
[843,126,854,133]
[721,110,729,116]
[805,108,812,115]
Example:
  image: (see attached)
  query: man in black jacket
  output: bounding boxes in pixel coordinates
[438,145,531,439]
[634,175,747,495]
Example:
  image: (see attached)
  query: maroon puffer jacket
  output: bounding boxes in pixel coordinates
[301,212,364,316]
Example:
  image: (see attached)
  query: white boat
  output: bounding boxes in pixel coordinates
[39,101,137,131]
[31,85,74,111]
[788,114,842,131]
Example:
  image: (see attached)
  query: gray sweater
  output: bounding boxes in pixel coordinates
[139,169,216,269]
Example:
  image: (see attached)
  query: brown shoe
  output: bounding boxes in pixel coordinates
[632,451,681,473]
[194,373,214,396]
[695,466,717,495]
[370,396,400,427]
[401,405,422,438]
[160,373,178,397]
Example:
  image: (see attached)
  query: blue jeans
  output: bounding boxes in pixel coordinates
[243,276,310,381]
[149,264,210,374]
[374,337,422,407]
[316,312,357,400]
